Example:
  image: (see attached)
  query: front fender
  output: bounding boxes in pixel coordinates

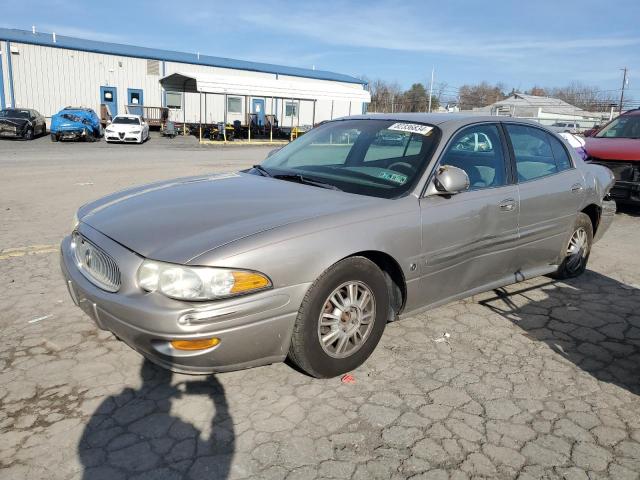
[188,197,423,309]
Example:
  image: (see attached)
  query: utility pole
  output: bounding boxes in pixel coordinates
[619,67,628,114]
[428,67,434,113]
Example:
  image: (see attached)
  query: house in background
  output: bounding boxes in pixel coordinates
[472,93,611,128]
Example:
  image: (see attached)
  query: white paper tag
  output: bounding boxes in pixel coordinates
[388,123,434,136]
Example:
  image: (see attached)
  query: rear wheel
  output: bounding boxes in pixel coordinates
[288,257,389,378]
[553,213,593,279]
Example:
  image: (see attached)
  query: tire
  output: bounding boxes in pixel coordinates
[50,133,58,142]
[288,256,390,378]
[552,213,593,279]
[23,128,33,140]
[85,130,96,143]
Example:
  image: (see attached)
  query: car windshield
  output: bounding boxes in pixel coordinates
[0,109,30,119]
[595,115,640,139]
[113,117,140,125]
[259,119,440,198]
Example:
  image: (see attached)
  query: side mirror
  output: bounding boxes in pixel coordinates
[266,147,281,158]
[426,165,470,196]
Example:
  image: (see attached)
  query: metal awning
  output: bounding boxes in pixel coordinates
[160,71,371,103]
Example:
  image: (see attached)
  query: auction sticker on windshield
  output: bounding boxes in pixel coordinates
[388,123,434,136]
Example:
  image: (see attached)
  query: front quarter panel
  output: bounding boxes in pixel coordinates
[188,195,424,313]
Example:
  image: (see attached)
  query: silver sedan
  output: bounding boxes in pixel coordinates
[60,114,616,378]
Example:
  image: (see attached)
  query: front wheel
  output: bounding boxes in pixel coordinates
[288,257,390,378]
[50,133,58,142]
[23,128,33,140]
[552,213,593,279]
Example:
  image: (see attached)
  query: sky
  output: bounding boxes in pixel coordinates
[2,0,639,101]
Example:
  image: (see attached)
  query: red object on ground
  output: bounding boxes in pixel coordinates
[341,374,356,384]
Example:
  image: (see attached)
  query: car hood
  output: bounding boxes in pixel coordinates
[79,172,373,264]
[0,117,29,127]
[585,137,640,162]
[108,123,141,132]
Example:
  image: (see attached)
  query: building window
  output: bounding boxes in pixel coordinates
[227,97,242,114]
[285,101,298,117]
[166,92,182,109]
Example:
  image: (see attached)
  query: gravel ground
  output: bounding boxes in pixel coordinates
[1,134,639,480]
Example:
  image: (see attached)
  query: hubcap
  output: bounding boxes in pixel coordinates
[565,227,588,272]
[317,281,375,358]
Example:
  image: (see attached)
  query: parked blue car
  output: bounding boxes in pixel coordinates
[51,107,102,142]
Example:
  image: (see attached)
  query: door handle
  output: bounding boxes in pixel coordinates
[499,198,516,212]
[571,183,584,192]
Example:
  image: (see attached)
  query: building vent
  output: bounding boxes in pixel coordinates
[147,59,160,76]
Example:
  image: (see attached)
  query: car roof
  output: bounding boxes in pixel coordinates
[334,112,546,129]
[622,108,640,116]
[114,114,142,119]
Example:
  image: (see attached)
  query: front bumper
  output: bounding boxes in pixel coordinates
[0,125,25,138]
[60,224,308,374]
[54,129,87,141]
[105,131,142,142]
[590,160,640,205]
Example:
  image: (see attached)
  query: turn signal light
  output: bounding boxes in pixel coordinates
[170,337,220,351]
[230,271,270,293]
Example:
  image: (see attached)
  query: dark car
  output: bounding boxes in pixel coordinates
[584,109,640,206]
[0,108,46,140]
[50,107,102,142]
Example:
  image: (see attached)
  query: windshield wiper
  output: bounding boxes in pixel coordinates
[273,173,342,191]
[252,164,273,177]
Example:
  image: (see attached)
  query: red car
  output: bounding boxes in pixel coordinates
[585,109,640,206]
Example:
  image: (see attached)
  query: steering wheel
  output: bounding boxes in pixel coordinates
[388,161,414,175]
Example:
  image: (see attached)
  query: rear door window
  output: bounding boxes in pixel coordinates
[505,124,558,182]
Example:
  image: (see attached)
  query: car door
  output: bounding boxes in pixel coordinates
[503,123,585,271]
[418,122,520,306]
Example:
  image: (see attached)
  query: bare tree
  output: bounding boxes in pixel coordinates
[458,82,507,109]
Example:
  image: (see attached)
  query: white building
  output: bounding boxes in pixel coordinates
[0,28,370,127]
[472,93,608,127]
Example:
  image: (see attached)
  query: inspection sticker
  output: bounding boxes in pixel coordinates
[388,123,434,136]
[378,171,408,184]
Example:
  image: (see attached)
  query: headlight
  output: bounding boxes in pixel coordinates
[137,260,271,300]
[105,128,114,133]
[131,130,141,134]
[71,212,80,231]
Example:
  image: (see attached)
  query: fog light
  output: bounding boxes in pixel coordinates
[170,337,220,351]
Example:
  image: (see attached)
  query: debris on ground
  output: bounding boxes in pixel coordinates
[433,332,451,344]
[28,314,52,324]
[341,373,356,384]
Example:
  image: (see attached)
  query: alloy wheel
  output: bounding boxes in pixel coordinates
[317,281,376,358]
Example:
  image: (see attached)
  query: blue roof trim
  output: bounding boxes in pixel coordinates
[0,28,366,85]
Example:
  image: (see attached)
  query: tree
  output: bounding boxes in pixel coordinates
[547,82,617,112]
[401,83,429,112]
[527,86,547,97]
[458,82,506,109]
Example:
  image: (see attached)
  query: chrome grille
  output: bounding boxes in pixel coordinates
[71,232,121,292]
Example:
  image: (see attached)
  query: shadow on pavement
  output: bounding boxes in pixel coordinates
[78,359,234,479]
[480,270,640,396]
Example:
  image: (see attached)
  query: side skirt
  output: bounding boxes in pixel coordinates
[398,264,558,320]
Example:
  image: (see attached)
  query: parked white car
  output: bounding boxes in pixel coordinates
[105,115,149,143]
